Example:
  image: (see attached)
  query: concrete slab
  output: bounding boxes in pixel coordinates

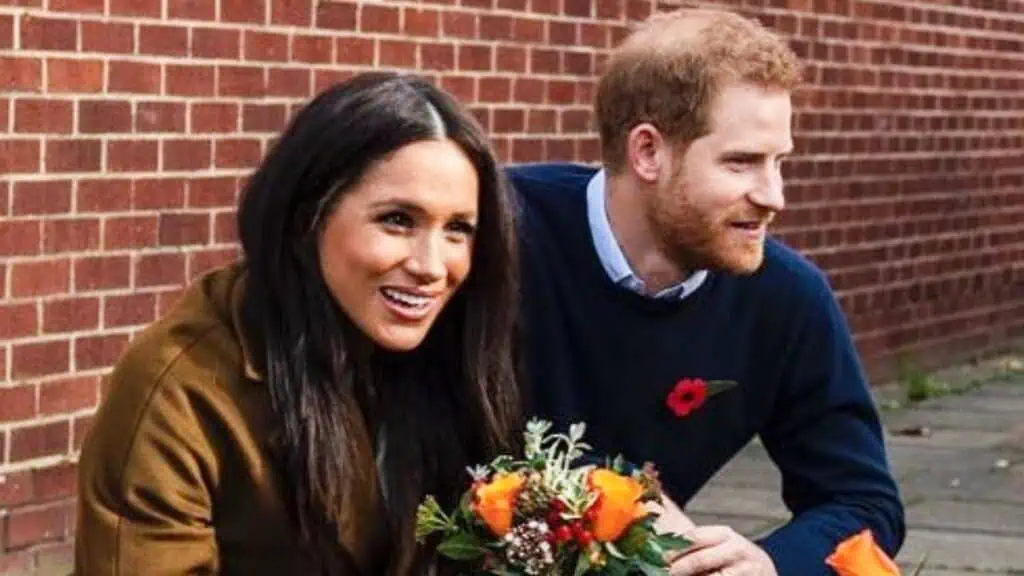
[896,529,1024,572]
[906,499,1024,536]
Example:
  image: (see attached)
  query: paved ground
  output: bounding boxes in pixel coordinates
[689,358,1024,575]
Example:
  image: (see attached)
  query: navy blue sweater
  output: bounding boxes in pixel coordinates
[506,163,905,575]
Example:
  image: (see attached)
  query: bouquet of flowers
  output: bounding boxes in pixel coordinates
[415,419,691,574]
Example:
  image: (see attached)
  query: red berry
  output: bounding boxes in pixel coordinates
[546,511,562,527]
[576,529,594,547]
[555,525,573,543]
[550,499,566,512]
[583,506,597,523]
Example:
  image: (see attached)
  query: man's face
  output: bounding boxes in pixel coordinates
[648,81,793,275]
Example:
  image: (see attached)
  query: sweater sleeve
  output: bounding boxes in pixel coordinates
[75,365,220,576]
[755,274,905,575]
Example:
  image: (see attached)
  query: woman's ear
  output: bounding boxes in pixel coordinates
[625,123,668,185]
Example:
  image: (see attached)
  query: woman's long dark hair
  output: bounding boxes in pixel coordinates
[236,72,521,574]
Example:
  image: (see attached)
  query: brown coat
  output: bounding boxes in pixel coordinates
[75,264,390,575]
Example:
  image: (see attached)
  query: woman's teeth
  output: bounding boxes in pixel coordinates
[381,287,431,309]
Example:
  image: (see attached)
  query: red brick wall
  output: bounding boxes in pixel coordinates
[1,0,1022,570]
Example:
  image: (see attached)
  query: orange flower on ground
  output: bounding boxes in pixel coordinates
[472,472,525,536]
[825,529,901,576]
[588,469,649,541]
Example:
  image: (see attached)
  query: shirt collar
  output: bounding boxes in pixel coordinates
[586,169,708,300]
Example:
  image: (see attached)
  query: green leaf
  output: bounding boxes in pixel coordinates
[604,541,628,560]
[436,532,488,561]
[569,422,586,442]
[639,541,668,567]
[656,533,692,553]
[615,524,648,555]
[705,380,738,397]
[603,556,631,576]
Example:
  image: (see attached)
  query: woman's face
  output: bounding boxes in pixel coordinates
[318,139,480,351]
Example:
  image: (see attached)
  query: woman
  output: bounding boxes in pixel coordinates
[75,72,521,575]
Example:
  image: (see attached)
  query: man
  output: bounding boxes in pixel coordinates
[507,7,905,575]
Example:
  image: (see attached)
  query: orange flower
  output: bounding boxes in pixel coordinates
[825,530,901,576]
[588,469,649,542]
[472,472,525,536]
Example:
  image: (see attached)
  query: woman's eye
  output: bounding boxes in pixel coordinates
[378,211,414,228]
[446,220,477,237]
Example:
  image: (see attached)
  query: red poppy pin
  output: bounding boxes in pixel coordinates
[665,378,738,418]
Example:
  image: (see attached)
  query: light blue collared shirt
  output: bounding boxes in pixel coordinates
[586,170,708,300]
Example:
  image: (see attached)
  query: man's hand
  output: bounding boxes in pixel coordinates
[667,525,778,576]
[650,493,696,534]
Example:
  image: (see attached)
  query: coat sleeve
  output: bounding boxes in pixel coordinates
[755,273,906,575]
[75,361,220,576]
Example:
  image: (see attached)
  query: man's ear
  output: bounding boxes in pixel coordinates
[625,123,668,184]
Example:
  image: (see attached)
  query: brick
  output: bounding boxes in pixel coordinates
[335,37,374,65]
[458,45,492,71]
[0,14,12,49]
[221,0,266,23]
[513,17,544,42]
[268,67,311,97]
[0,470,34,507]
[243,103,286,133]
[11,176,70,216]
[164,139,212,171]
[11,340,70,379]
[166,64,215,97]
[380,40,416,67]
[480,15,513,41]
[77,179,132,213]
[42,218,101,253]
[78,100,132,133]
[136,101,186,133]
[188,247,238,280]
[75,333,128,370]
[32,462,78,501]
[0,219,41,257]
[187,177,236,208]
[80,21,134,54]
[45,139,101,173]
[0,303,38,340]
[213,210,238,244]
[441,75,474,102]
[360,4,399,33]
[43,296,99,333]
[73,255,130,292]
[158,213,209,246]
[133,178,185,210]
[442,11,476,39]
[103,215,158,250]
[135,252,186,287]
[0,139,41,173]
[11,258,70,298]
[404,8,440,37]
[527,109,556,133]
[564,0,591,16]
[168,0,215,20]
[515,78,545,104]
[20,15,77,51]
[272,0,311,26]
[191,102,238,133]
[0,384,36,422]
[217,66,266,97]
[0,57,43,92]
[139,24,188,57]
[421,43,455,71]
[0,97,8,131]
[493,108,525,133]
[315,2,356,30]
[107,60,160,94]
[214,138,261,169]
[103,293,155,328]
[110,0,160,16]
[531,48,559,74]
[3,502,70,549]
[479,77,512,103]
[107,140,159,173]
[291,35,333,64]
[192,28,240,60]
[46,58,103,93]
[497,46,527,72]
[244,31,289,62]
[548,80,575,104]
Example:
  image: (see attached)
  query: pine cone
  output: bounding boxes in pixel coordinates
[515,473,556,518]
[504,519,555,575]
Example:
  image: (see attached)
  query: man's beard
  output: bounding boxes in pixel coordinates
[646,190,768,277]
